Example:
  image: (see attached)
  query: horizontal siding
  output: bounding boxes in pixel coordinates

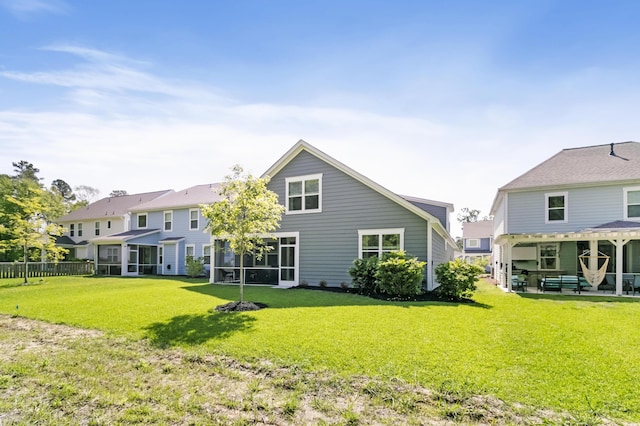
[507,184,628,234]
[269,150,431,286]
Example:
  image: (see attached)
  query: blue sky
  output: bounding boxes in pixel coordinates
[1,0,639,237]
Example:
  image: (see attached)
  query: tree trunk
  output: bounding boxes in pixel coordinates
[239,253,244,302]
[23,241,28,284]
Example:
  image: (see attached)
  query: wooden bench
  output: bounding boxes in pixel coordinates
[540,275,591,292]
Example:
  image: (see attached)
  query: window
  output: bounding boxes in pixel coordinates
[285,174,322,214]
[106,247,119,263]
[164,211,173,232]
[358,229,404,259]
[70,224,75,237]
[545,192,568,223]
[539,243,559,270]
[203,245,211,264]
[624,187,640,220]
[189,209,199,230]
[107,220,111,229]
[185,244,195,262]
[77,223,83,237]
[158,247,163,265]
[138,213,148,229]
[95,221,100,236]
[466,238,480,248]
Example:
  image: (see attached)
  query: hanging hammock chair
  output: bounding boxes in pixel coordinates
[578,250,610,287]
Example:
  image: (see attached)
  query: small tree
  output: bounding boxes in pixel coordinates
[0,179,67,283]
[201,165,285,303]
[434,258,483,300]
[375,251,425,298]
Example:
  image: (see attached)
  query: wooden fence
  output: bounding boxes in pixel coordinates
[0,262,94,279]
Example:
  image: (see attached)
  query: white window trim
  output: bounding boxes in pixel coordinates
[95,221,100,236]
[185,244,195,262]
[285,173,322,215]
[137,213,148,229]
[357,228,405,258]
[623,186,640,221]
[202,244,211,264]
[544,192,568,224]
[538,242,560,271]
[466,238,480,248]
[77,223,83,237]
[189,208,200,230]
[164,211,173,232]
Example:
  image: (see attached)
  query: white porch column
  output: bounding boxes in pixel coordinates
[121,243,128,277]
[589,240,598,272]
[614,239,629,296]
[505,242,513,291]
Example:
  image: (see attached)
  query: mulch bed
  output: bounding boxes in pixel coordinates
[214,301,268,312]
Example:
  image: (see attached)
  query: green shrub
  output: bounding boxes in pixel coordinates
[375,251,425,298]
[185,256,205,278]
[348,256,379,295]
[434,258,483,300]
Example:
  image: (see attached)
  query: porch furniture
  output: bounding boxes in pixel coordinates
[540,275,591,292]
[598,274,616,293]
[511,275,528,292]
[633,275,640,295]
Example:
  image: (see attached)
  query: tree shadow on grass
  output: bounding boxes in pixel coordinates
[144,311,256,348]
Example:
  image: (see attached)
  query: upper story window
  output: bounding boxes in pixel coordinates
[624,187,640,220]
[95,221,100,236]
[545,192,568,223]
[466,238,480,248]
[285,174,322,214]
[164,211,173,232]
[107,220,111,229]
[189,209,199,230]
[70,224,75,237]
[77,223,83,237]
[358,228,404,259]
[138,213,148,229]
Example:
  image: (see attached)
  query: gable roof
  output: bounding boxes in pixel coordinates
[501,141,640,191]
[131,183,223,212]
[90,228,161,244]
[57,190,173,222]
[263,139,457,247]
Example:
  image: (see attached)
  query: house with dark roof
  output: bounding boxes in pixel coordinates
[55,190,172,264]
[56,141,457,287]
[490,141,640,295]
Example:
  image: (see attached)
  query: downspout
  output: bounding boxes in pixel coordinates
[427,222,433,290]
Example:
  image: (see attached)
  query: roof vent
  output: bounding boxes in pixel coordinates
[609,142,615,156]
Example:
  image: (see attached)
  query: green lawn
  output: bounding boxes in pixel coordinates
[2,276,640,422]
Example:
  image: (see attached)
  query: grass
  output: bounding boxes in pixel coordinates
[2,275,640,423]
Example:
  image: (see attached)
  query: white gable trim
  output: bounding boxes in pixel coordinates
[263,140,456,247]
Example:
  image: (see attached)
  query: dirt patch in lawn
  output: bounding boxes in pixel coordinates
[0,315,616,425]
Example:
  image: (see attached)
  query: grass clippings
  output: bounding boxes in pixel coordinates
[0,314,595,425]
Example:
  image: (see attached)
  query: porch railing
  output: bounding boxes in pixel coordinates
[0,262,95,279]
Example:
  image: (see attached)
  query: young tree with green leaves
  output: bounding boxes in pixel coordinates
[201,165,285,303]
[0,178,67,283]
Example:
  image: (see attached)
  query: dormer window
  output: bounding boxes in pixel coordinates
[286,174,322,214]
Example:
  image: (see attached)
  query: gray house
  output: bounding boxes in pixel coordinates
[491,141,640,295]
[209,140,457,290]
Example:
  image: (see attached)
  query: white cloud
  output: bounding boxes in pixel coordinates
[0,0,68,17]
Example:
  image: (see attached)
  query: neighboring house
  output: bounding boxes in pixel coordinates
[491,141,640,295]
[207,140,457,289]
[461,220,493,263]
[93,183,222,276]
[55,190,172,263]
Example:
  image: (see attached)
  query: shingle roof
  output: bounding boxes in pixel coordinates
[501,141,640,191]
[57,190,172,222]
[131,183,223,211]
